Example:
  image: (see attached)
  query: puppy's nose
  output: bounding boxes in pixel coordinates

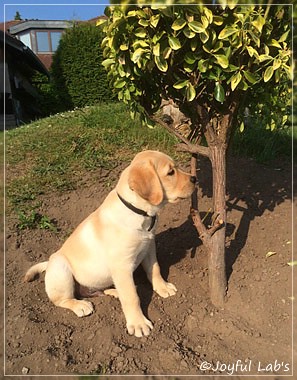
[190,176,197,184]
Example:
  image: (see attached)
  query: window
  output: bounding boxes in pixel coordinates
[36,31,50,52]
[35,30,62,53]
[19,33,32,49]
[51,32,62,51]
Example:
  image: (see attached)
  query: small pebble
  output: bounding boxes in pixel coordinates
[113,346,122,353]
[22,367,29,374]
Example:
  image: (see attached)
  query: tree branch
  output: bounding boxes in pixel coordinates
[149,114,210,158]
[190,208,224,246]
[191,154,198,210]
[190,208,208,239]
[149,114,190,145]
[176,142,210,157]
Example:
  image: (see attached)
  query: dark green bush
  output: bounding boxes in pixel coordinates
[33,72,64,115]
[50,22,114,110]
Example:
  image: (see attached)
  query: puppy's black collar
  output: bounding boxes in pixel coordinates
[117,193,157,231]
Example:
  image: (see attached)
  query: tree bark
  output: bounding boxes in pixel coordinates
[152,102,235,308]
[208,143,228,306]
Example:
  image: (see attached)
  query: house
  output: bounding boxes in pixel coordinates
[1,19,71,69]
[0,29,49,128]
[1,16,105,128]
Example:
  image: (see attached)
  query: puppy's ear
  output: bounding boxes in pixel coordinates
[128,161,163,205]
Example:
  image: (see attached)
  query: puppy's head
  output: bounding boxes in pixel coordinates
[128,150,195,206]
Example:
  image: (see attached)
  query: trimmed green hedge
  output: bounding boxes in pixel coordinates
[51,22,114,109]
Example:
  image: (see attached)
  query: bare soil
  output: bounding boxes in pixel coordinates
[4,155,296,377]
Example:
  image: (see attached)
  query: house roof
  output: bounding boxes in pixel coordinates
[8,20,72,34]
[0,29,49,76]
[0,20,23,32]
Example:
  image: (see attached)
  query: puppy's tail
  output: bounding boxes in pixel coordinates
[24,261,48,282]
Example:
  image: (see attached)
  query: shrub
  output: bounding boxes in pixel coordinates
[33,72,64,116]
[51,22,114,109]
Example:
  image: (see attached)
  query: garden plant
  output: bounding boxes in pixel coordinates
[99,1,292,306]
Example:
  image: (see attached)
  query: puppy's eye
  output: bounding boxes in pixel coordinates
[167,168,175,176]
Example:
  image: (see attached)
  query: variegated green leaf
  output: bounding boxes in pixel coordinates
[172,18,187,31]
[186,83,196,101]
[243,71,258,84]
[154,55,168,72]
[131,48,146,63]
[252,15,265,33]
[168,35,182,50]
[190,38,198,51]
[218,27,238,40]
[114,78,126,88]
[183,26,196,39]
[279,30,289,42]
[163,46,172,59]
[246,46,256,57]
[201,15,209,29]
[198,59,208,73]
[264,66,274,82]
[120,43,129,51]
[200,31,209,43]
[173,79,189,89]
[153,43,160,57]
[134,27,146,38]
[273,58,282,70]
[184,52,197,64]
[102,58,114,68]
[214,54,229,69]
[213,15,224,25]
[150,14,160,28]
[214,82,225,102]
[204,8,213,23]
[188,21,205,33]
[230,72,242,91]
[269,39,282,48]
[139,19,149,27]
[258,54,273,63]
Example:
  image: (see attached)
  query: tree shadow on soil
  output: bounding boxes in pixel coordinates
[197,154,293,281]
[134,217,201,315]
[135,154,292,313]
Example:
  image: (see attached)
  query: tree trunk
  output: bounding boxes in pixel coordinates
[152,104,234,307]
[208,143,228,306]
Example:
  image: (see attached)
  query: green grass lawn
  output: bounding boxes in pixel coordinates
[5,103,178,221]
[230,122,294,163]
[5,101,294,229]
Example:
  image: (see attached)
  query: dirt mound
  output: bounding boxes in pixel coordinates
[4,156,295,376]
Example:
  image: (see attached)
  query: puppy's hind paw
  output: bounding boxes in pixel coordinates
[73,300,94,317]
[104,288,119,298]
[60,299,94,317]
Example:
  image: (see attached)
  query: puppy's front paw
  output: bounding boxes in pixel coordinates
[154,281,177,298]
[127,315,153,337]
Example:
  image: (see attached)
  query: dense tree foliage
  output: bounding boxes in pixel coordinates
[101,3,291,131]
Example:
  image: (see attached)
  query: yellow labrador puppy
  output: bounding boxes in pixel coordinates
[24,150,196,337]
